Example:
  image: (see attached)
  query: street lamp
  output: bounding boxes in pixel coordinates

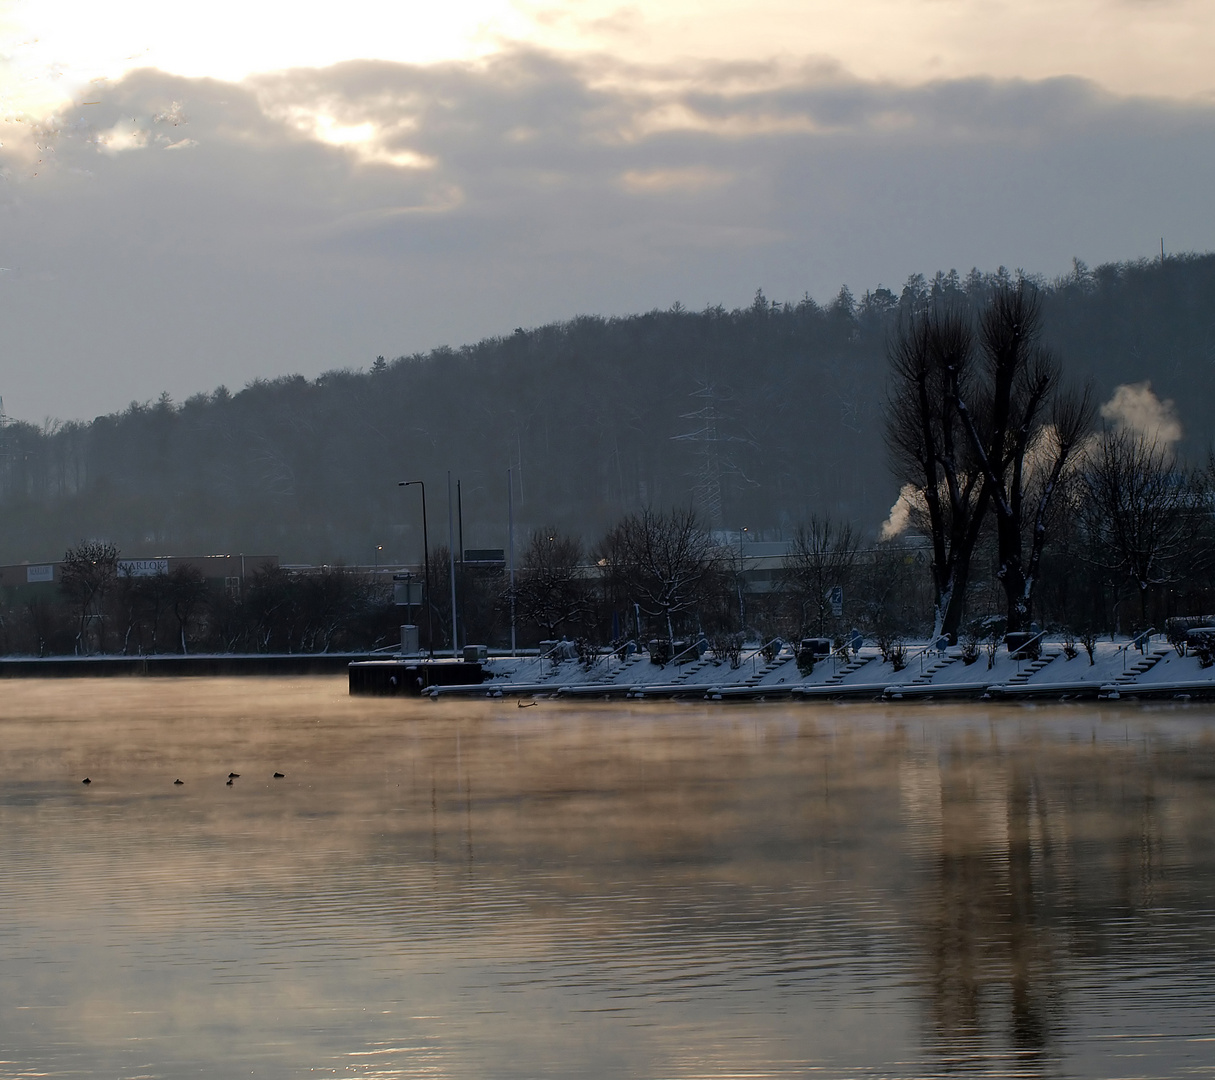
[738,526,749,628]
[399,481,433,659]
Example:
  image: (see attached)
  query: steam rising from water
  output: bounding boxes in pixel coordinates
[0,678,1213,1078]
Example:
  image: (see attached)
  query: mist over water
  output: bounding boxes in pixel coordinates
[0,679,1213,1078]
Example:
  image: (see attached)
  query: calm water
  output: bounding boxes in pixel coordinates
[1,680,1214,1079]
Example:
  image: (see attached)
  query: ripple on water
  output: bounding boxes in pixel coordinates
[0,681,1214,1078]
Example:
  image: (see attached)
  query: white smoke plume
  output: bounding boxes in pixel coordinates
[1099,382,1182,446]
[880,483,921,540]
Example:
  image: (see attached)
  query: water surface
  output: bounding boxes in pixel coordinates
[1,678,1213,1078]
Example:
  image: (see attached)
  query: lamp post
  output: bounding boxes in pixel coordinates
[738,526,748,630]
[399,481,433,659]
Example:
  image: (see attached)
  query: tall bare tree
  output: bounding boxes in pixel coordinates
[957,284,1093,632]
[886,308,988,640]
[887,284,1091,637]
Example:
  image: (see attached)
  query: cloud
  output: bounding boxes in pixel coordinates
[2,51,1215,423]
[1099,382,1182,445]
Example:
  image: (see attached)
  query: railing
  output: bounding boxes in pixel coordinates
[831,644,852,675]
[669,639,705,667]
[910,642,936,675]
[741,636,785,675]
[1118,627,1156,671]
[1011,629,1048,672]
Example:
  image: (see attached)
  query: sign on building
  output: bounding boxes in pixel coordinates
[118,559,170,578]
[26,565,54,583]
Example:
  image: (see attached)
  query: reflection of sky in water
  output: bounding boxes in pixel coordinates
[1,680,1214,1078]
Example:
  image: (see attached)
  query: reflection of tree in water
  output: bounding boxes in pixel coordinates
[913,730,1189,1073]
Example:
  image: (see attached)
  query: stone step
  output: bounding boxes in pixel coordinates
[1006,651,1061,685]
[1115,651,1164,684]
[825,656,871,684]
[910,655,959,684]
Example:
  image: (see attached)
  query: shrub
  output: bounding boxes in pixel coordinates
[960,633,980,665]
[1062,632,1078,660]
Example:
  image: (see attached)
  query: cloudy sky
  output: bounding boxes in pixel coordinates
[2,0,1213,421]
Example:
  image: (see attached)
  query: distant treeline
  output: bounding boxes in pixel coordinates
[1,255,1213,566]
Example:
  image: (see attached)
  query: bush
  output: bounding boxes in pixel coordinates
[710,633,743,669]
[1062,632,1078,660]
[1081,630,1097,665]
[960,633,980,665]
[878,633,907,671]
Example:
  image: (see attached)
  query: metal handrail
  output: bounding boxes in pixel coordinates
[1117,627,1156,670]
[669,639,706,667]
[910,640,945,674]
[741,636,785,673]
[1010,628,1048,672]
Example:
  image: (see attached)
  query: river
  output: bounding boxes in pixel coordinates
[0,677,1212,1078]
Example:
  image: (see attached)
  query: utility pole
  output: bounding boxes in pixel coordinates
[447,471,458,657]
[399,481,432,659]
[457,479,465,651]
[508,467,516,656]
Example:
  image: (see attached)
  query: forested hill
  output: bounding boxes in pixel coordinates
[2,255,1213,565]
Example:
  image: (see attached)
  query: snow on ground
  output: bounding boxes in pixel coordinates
[478,635,1212,696]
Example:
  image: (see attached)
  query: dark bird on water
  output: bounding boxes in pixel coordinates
[518,701,537,708]
[226,778,234,786]
[174,779,184,785]
[273,772,285,778]
[228,772,240,779]
[81,777,91,784]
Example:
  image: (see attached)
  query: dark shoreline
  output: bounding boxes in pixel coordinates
[0,654,375,678]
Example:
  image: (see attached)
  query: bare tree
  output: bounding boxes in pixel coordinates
[886,284,1091,637]
[886,307,988,640]
[782,516,859,637]
[598,507,719,644]
[507,528,592,639]
[59,540,119,654]
[168,564,209,654]
[1081,430,1205,624]
[117,567,172,654]
[957,284,1094,631]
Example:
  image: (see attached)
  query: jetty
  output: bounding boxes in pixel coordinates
[350,633,1215,702]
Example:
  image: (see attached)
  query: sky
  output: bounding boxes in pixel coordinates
[1,0,1214,422]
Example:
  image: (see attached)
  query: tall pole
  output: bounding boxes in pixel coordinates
[457,479,464,652]
[738,526,748,630]
[399,481,432,659]
[508,467,516,656]
[447,471,458,658]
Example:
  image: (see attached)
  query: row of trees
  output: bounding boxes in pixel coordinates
[887,281,1215,641]
[0,542,400,657]
[3,467,1209,657]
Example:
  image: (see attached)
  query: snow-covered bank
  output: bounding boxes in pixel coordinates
[431,638,1215,701]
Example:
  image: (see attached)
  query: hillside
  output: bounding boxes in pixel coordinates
[1,255,1212,565]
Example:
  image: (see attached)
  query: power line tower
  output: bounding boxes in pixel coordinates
[671,384,735,531]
